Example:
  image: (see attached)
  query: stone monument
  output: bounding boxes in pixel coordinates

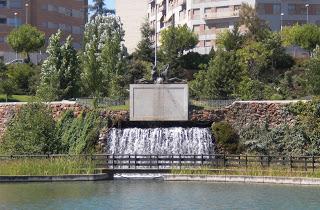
[130,65,189,121]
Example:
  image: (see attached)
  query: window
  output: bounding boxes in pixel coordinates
[48,22,58,29]
[0,0,7,8]
[205,40,211,47]
[193,25,200,32]
[73,42,81,49]
[193,9,200,19]
[7,18,21,26]
[72,26,81,34]
[273,4,281,15]
[204,8,211,14]
[0,36,5,43]
[9,0,22,9]
[0,18,7,24]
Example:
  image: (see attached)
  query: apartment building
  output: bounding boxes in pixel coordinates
[115,0,148,53]
[148,0,320,54]
[0,0,88,63]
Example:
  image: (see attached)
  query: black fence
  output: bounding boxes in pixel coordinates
[1,154,320,172]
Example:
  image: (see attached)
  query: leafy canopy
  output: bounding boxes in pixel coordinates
[7,24,45,61]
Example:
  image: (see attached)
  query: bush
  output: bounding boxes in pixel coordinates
[0,103,59,155]
[56,110,106,154]
[212,121,240,153]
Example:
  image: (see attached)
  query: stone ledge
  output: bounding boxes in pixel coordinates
[163,175,320,185]
[0,173,113,183]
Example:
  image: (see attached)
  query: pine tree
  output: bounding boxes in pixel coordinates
[90,0,115,19]
[135,19,154,62]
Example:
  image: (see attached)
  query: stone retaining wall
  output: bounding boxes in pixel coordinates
[0,100,301,138]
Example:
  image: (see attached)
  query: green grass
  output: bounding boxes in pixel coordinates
[171,166,320,178]
[0,95,35,103]
[0,157,96,176]
[106,104,129,111]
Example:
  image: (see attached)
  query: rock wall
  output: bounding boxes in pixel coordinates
[0,100,300,138]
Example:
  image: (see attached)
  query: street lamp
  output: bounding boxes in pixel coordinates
[280,13,284,31]
[25,3,29,24]
[14,12,18,59]
[305,4,309,24]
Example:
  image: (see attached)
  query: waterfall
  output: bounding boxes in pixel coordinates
[106,127,214,155]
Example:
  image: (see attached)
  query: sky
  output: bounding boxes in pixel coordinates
[88,0,116,9]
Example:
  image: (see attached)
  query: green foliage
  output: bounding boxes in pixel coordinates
[82,15,126,97]
[306,46,320,95]
[0,157,96,175]
[134,19,154,62]
[56,110,106,154]
[126,59,152,83]
[212,121,240,153]
[281,24,320,52]
[239,124,312,156]
[237,76,265,100]
[216,23,244,51]
[7,24,45,62]
[180,52,212,70]
[159,25,198,77]
[6,64,35,95]
[0,62,16,102]
[0,103,59,155]
[37,31,80,101]
[191,50,241,99]
[239,3,271,41]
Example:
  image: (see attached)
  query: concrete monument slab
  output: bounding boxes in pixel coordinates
[130,84,188,121]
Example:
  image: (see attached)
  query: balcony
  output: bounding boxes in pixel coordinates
[204,10,240,22]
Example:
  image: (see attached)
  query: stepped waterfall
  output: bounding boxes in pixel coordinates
[106,127,214,155]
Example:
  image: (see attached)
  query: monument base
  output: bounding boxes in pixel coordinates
[130,84,189,121]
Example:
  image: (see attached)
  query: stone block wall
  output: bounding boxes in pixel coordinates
[0,100,300,138]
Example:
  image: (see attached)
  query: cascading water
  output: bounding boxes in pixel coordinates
[106,127,214,155]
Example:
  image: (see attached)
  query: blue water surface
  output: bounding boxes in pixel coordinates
[0,180,320,210]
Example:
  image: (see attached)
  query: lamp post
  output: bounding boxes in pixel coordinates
[305,4,309,24]
[14,12,18,59]
[25,3,29,24]
[280,13,284,31]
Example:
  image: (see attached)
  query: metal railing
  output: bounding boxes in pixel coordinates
[2,154,320,172]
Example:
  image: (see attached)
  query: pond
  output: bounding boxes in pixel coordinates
[1,180,320,210]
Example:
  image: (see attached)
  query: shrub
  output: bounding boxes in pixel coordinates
[0,103,59,155]
[56,110,106,154]
[212,121,240,153]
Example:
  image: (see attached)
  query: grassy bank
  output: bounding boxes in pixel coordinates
[0,157,96,176]
[0,95,34,102]
[171,166,320,178]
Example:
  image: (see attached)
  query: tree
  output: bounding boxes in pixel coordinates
[0,103,59,155]
[216,23,244,51]
[306,46,320,95]
[237,40,272,80]
[0,61,16,102]
[239,3,270,41]
[191,50,241,99]
[134,19,154,62]
[7,64,35,95]
[37,31,80,101]
[281,24,320,53]
[7,24,45,63]
[82,15,125,97]
[159,25,198,77]
[90,0,115,19]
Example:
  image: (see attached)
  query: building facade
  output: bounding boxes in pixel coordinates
[115,0,148,53]
[0,0,88,63]
[148,0,320,54]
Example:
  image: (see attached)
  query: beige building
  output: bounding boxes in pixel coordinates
[115,0,148,53]
[0,0,88,63]
[148,0,320,54]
